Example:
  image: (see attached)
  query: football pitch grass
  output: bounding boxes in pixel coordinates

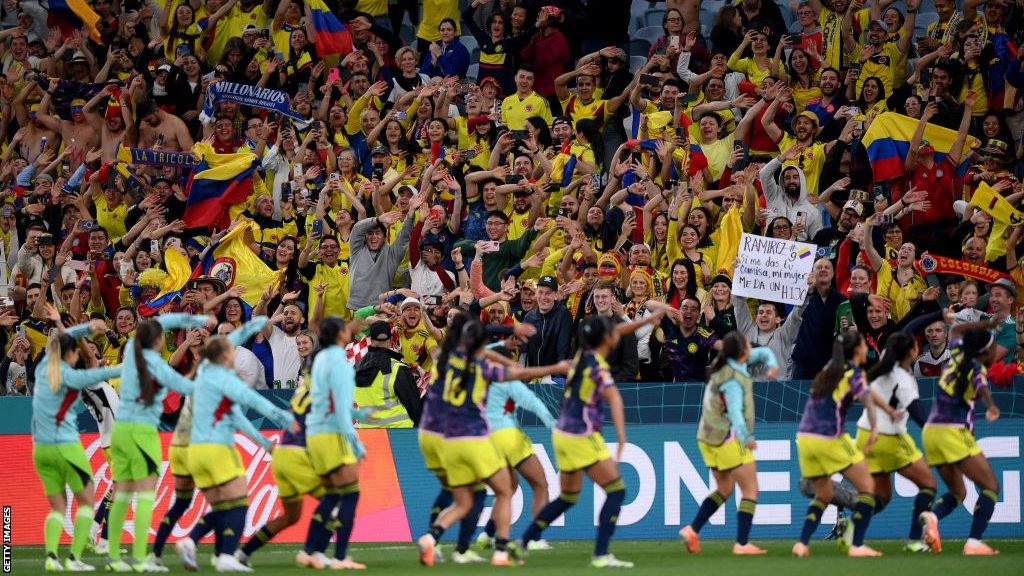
[11,540,1024,575]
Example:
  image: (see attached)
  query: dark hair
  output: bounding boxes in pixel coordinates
[856,76,886,108]
[486,209,510,223]
[133,319,164,406]
[318,316,347,349]
[525,116,553,149]
[438,17,457,31]
[787,48,816,86]
[811,332,864,398]
[486,11,507,37]
[574,119,605,168]
[709,331,747,374]
[820,66,841,80]
[578,315,613,349]
[662,77,686,92]
[662,7,684,32]
[515,62,535,75]
[436,311,471,379]
[951,327,995,395]
[215,296,249,325]
[866,331,915,382]
[446,315,487,398]
[757,301,785,318]
[666,258,698,303]
[715,5,739,29]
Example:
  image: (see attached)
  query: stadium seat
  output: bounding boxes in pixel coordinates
[699,6,716,33]
[467,63,479,82]
[629,38,652,58]
[635,26,665,45]
[914,11,939,37]
[400,23,416,45]
[630,55,647,74]
[644,9,667,28]
[630,1,651,34]
[459,34,478,55]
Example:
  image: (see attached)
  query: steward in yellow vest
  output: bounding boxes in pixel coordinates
[353,320,422,428]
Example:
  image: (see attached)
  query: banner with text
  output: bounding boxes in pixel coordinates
[117,146,197,168]
[201,82,303,122]
[733,234,816,305]
[4,424,1021,544]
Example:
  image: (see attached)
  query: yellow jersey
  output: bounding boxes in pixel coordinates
[855,42,903,97]
[500,92,552,130]
[779,137,827,198]
[306,260,351,320]
[417,0,460,42]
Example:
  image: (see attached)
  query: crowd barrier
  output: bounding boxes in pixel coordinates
[2,379,1021,544]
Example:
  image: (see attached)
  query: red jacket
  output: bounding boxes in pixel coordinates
[520,29,570,98]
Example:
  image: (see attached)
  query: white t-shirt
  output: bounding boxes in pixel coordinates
[857,365,918,435]
[235,346,267,389]
[82,381,120,448]
[410,260,454,300]
[268,325,301,387]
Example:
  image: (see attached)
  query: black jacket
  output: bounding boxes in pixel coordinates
[523,304,573,367]
[604,316,639,382]
[354,346,422,426]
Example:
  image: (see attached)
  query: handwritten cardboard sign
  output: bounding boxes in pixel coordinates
[733,233,815,305]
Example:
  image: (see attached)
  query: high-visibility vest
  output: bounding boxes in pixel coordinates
[354,359,414,428]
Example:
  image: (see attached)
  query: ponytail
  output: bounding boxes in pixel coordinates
[451,319,485,396]
[46,329,62,394]
[46,330,82,394]
[953,327,994,394]
[866,332,914,382]
[812,332,863,398]
[134,320,163,406]
[709,331,747,375]
[436,311,470,382]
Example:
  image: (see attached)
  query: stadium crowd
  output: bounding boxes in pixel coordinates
[1,0,1024,404]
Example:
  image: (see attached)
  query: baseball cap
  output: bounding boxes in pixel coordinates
[370,143,388,156]
[537,275,558,290]
[157,64,172,74]
[791,110,819,128]
[842,199,864,216]
[400,297,422,310]
[368,320,391,342]
[869,19,887,30]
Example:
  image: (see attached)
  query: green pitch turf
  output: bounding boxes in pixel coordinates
[11,540,1023,575]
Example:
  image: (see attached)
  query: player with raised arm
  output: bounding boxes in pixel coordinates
[518,312,663,568]
[919,316,1006,556]
[32,316,122,571]
[793,332,888,558]
[681,331,779,556]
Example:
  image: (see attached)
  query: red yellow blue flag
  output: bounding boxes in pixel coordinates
[862,112,979,182]
[308,0,353,57]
